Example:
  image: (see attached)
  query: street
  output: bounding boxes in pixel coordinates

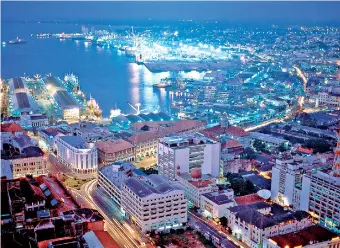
[69,179,142,248]
[188,210,249,248]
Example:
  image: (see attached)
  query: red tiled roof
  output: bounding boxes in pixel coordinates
[128,120,204,144]
[94,231,120,248]
[201,125,249,141]
[296,146,313,154]
[127,132,158,144]
[38,237,76,248]
[269,225,339,248]
[97,139,134,153]
[188,179,213,188]
[1,123,23,134]
[31,184,47,200]
[222,139,242,149]
[234,193,264,205]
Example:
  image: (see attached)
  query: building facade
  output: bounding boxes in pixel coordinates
[97,140,134,164]
[158,133,221,181]
[121,175,187,233]
[55,136,98,174]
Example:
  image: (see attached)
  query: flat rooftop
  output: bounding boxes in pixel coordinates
[202,191,234,205]
[124,174,183,198]
[59,136,90,149]
[15,92,31,109]
[54,91,78,109]
[13,77,25,90]
[160,132,216,148]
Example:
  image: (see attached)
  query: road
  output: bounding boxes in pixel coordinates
[188,210,249,248]
[69,179,142,248]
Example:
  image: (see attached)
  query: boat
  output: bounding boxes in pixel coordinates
[153,79,172,89]
[8,37,26,44]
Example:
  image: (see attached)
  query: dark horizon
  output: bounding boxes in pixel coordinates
[2,1,340,25]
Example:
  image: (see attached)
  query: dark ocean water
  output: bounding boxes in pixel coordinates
[1,22,172,116]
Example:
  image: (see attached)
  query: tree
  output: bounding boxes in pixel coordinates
[220,216,228,227]
[277,143,288,152]
[241,147,256,159]
[253,139,266,152]
[303,139,332,154]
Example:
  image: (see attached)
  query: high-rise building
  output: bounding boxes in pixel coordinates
[158,133,221,181]
[300,127,340,234]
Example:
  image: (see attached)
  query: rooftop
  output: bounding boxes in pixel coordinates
[124,174,183,198]
[128,120,205,144]
[268,225,339,248]
[160,132,216,148]
[201,124,249,141]
[251,132,288,144]
[59,136,94,149]
[202,191,234,205]
[1,122,23,133]
[230,203,309,229]
[96,139,134,153]
[222,139,242,149]
[234,193,264,205]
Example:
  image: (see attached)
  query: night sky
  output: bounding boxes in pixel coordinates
[2,1,340,24]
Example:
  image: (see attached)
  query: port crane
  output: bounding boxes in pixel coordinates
[128,102,141,115]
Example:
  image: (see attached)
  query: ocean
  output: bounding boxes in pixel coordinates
[1,21,172,116]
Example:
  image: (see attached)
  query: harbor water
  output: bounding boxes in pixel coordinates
[1,22,177,116]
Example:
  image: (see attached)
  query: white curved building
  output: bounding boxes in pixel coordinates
[55,135,98,174]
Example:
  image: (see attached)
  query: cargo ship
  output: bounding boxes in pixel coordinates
[8,37,26,44]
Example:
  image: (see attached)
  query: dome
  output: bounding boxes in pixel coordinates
[191,169,202,179]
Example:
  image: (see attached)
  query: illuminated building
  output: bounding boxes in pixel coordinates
[226,203,311,248]
[5,146,47,178]
[44,76,80,121]
[55,136,98,174]
[121,174,187,233]
[271,155,331,210]
[158,133,221,181]
[300,127,340,234]
[314,86,340,109]
[175,169,218,207]
[97,162,138,206]
[200,189,235,218]
[97,140,134,163]
[263,225,340,248]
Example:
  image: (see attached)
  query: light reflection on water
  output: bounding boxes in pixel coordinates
[2,22,204,116]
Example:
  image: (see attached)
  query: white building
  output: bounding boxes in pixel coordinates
[200,189,235,218]
[314,87,340,109]
[301,171,340,234]
[97,162,138,206]
[271,155,331,210]
[121,174,187,233]
[175,170,218,207]
[158,133,221,181]
[55,136,98,174]
[20,114,49,129]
